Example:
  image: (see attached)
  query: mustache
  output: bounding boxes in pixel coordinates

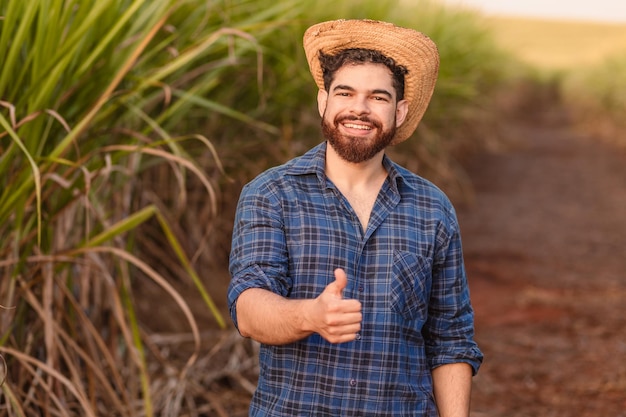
[335,115,382,128]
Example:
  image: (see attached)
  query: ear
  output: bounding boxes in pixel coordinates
[317,89,328,118]
[395,99,409,127]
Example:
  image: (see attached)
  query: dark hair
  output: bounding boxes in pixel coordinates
[318,48,408,100]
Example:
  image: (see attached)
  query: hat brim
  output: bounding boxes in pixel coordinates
[303,19,440,144]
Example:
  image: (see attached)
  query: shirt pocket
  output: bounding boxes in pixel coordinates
[390,250,432,321]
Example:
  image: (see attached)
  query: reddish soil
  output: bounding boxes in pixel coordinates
[457,116,626,416]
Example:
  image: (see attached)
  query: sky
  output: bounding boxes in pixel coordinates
[444,0,626,23]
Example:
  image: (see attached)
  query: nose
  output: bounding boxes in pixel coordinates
[349,95,371,115]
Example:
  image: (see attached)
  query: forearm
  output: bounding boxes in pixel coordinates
[234,270,362,345]
[432,362,473,417]
[235,288,314,345]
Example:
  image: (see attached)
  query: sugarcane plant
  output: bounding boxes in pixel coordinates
[0,0,296,415]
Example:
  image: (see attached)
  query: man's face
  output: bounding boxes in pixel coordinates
[318,62,408,164]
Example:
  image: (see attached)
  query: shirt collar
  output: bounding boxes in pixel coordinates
[285,141,415,193]
[285,142,327,179]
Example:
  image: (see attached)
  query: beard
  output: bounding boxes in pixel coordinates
[322,113,396,163]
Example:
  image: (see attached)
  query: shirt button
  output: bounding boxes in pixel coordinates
[358,286,364,292]
[355,333,361,340]
[349,379,357,387]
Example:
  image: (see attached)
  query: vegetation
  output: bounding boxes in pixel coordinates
[562,54,626,145]
[485,16,626,70]
[0,0,299,415]
[483,15,626,145]
[6,0,609,415]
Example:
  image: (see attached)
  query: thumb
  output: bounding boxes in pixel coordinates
[327,268,348,298]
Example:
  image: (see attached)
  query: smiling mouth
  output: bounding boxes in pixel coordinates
[342,122,372,131]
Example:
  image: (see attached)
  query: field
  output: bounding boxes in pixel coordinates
[483,15,626,146]
[455,13,626,417]
[2,1,626,415]
[460,105,626,417]
[485,16,626,70]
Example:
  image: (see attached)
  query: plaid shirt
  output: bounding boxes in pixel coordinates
[228,142,482,416]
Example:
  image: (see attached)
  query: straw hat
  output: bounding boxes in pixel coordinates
[303,19,440,144]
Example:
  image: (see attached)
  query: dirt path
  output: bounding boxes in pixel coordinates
[457,117,626,417]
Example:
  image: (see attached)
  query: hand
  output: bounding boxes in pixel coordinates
[306,268,362,343]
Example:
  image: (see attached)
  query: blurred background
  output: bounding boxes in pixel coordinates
[445,0,626,22]
[1,0,625,415]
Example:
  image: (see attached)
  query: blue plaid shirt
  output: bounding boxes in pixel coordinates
[228,142,482,417]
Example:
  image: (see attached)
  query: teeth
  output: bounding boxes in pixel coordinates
[344,123,371,130]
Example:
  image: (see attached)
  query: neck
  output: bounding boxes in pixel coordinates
[325,142,387,189]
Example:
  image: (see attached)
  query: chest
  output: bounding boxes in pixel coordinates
[340,187,380,231]
[281,183,438,266]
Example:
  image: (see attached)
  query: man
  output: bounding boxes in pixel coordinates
[228,19,483,417]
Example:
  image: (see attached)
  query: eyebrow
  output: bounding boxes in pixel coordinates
[332,84,394,99]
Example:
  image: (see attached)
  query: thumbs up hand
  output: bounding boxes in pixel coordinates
[305,268,362,344]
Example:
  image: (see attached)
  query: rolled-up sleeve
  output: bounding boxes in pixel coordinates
[423,207,483,375]
[227,179,291,331]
